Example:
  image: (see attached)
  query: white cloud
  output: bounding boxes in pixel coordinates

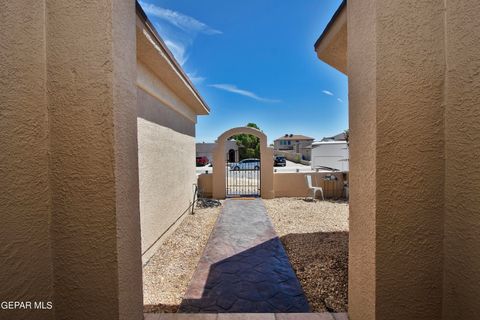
[140,2,218,85]
[187,72,206,85]
[140,1,221,35]
[163,39,189,66]
[337,98,344,102]
[210,84,281,103]
[322,90,334,96]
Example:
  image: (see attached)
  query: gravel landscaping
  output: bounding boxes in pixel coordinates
[264,197,349,313]
[143,205,222,313]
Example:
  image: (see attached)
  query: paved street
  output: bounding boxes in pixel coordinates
[274,160,311,173]
[196,160,313,175]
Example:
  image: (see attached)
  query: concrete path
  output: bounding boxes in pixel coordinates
[180,199,310,313]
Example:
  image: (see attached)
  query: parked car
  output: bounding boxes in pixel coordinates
[230,158,260,171]
[196,156,209,167]
[274,156,286,167]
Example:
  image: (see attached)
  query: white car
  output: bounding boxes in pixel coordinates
[230,158,260,171]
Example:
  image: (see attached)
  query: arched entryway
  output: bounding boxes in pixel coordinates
[228,149,236,163]
[212,127,274,199]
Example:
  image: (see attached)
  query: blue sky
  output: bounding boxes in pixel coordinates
[139,0,347,144]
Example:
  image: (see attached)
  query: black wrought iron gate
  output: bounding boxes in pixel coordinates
[226,151,261,197]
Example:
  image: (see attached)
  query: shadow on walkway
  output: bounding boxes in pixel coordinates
[179,237,310,313]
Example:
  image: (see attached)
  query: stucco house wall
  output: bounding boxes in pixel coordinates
[136,85,197,264]
[2,1,209,319]
[135,12,209,264]
[1,1,145,319]
[316,1,480,319]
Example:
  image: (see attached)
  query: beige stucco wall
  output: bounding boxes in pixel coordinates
[274,172,343,198]
[136,15,205,265]
[1,1,144,319]
[374,1,446,319]
[442,1,480,319]
[335,1,480,319]
[1,1,208,319]
[47,1,143,319]
[315,4,347,74]
[347,0,446,318]
[198,174,213,198]
[346,1,377,318]
[0,1,55,319]
[137,114,196,263]
[199,172,343,199]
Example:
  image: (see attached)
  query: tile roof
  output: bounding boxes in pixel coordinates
[274,134,314,141]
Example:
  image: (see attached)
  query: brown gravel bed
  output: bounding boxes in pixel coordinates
[263,198,349,313]
[143,204,222,313]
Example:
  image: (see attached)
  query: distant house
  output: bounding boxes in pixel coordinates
[321,132,347,142]
[196,140,239,164]
[274,134,314,160]
[274,134,314,152]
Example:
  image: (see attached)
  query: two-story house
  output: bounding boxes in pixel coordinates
[273,134,314,160]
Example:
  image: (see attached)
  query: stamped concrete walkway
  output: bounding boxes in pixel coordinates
[180,199,310,313]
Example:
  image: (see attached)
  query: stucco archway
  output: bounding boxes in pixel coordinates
[212,127,274,199]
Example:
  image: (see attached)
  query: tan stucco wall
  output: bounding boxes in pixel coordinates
[200,172,343,199]
[47,1,143,319]
[274,173,343,198]
[442,1,480,319]
[198,174,213,198]
[136,16,203,265]
[374,1,446,319]
[137,115,196,264]
[315,6,347,74]
[1,1,144,319]
[347,0,446,318]
[347,0,377,318]
[2,1,209,319]
[0,1,54,319]
[344,1,479,319]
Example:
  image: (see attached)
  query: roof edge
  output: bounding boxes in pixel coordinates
[136,1,210,114]
[314,0,347,50]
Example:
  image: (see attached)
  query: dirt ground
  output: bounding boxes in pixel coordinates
[264,197,349,312]
[142,205,221,313]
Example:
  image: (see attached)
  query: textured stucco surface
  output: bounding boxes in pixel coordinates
[374,1,445,319]
[335,1,480,319]
[316,6,347,74]
[442,1,480,319]
[347,0,377,319]
[47,1,142,319]
[212,127,274,199]
[137,116,196,264]
[2,1,208,319]
[137,80,196,137]
[136,15,204,265]
[136,35,201,265]
[0,1,54,319]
